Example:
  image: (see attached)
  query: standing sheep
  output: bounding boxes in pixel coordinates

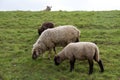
[43,6,52,11]
[54,42,104,74]
[32,25,80,60]
[38,22,54,35]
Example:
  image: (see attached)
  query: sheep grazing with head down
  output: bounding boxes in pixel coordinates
[38,22,54,35]
[54,42,104,75]
[32,25,80,60]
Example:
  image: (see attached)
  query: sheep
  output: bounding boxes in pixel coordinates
[54,42,104,75]
[32,25,80,60]
[38,22,54,35]
[43,6,52,11]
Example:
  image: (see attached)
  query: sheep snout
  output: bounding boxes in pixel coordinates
[32,51,38,60]
[54,56,61,66]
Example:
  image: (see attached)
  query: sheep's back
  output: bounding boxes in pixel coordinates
[40,25,80,46]
[64,42,97,60]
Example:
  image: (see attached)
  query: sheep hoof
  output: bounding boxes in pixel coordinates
[88,72,92,75]
[48,57,51,60]
[100,70,104,73]
[88,73,92,75]
[69,70,73,72]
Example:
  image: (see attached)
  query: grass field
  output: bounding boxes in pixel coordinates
[0,11,120,80]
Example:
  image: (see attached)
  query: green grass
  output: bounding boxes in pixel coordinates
[0,11,120,80]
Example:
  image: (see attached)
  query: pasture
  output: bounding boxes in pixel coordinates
[0,11,120,80]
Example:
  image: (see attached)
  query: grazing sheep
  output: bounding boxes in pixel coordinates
[43,6,52,11]
[54,42,104,75]
[38,22,54,35]
[32,25,80,60]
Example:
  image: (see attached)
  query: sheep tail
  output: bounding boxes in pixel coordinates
[94,46,100,62]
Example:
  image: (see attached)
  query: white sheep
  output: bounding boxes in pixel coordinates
[32,25,80,60]
[54,42,104,74]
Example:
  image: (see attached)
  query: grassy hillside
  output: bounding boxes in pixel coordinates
[0,11,120,80]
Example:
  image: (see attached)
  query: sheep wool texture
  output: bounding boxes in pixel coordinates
[57,42,100,62]
[32,25,80,56]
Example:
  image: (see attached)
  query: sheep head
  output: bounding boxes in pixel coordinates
[54,56,61,65]
[32,46,42,60]
[32,49,39,60]
[38,27,44,35]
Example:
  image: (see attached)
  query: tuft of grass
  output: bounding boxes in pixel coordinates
[0,10,120,80]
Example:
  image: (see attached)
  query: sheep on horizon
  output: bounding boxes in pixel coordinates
[54,42,104,75]
[32,25,80,60]
[43,6,52,11]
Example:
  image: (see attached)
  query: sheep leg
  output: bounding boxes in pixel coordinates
[70,58,75,72]
[53,47,56,54]
[97,60,104,72]
[88,60,93,75]
[48,50,52,60]
[94,57,104,73]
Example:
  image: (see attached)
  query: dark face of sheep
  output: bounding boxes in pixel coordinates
[38,28,44,35]
[54,56,61,65]
[32,50,39,60]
